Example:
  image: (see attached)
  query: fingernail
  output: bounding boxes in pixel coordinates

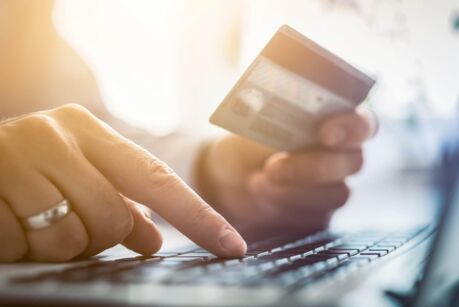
[218,227,247,256]
[324,126,346,146]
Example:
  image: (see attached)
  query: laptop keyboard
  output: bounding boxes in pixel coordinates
[11,227,428,289]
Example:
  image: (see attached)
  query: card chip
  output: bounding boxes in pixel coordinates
[210,25,375,151]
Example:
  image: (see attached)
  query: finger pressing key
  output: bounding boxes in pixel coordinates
[66,110,247,258]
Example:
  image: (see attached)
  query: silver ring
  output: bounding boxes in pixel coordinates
[22,199,71,230]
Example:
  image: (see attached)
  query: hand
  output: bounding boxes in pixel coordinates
[0,104,246,262]
[199,108,377,236]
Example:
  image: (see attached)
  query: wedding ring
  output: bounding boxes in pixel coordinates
[22,199,71,230]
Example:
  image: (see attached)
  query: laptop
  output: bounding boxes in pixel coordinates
[0,134,457,307]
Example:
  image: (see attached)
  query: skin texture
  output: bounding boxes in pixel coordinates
[0,105,246,262]
[0,0,376,262]
[197,108,376,238]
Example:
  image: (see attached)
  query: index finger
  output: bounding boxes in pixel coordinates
[52,105,247,258]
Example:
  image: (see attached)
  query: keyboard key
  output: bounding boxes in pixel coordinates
[223,259,242,266]
[270,247,283,253]
[243,258,277,267]
[9,226,426,288]
[372,245,396,252]
[275,258,290,266]
[329,249,359,256]
[259,262,276,272]
[378,241,403,248]
[332,244,368,252]
[247,234,299,252]
[289,254,303,262]
[363,250,389,257]
[178,252,215,257]
[275,266,317,287]
[255,251,271,257]
[153,252,181,257]
[351,255,378,261]
[180,258,226,270]
[266,256,324,277]
[255,254,291,262]
[164,256,207,262]
[304,254,339,266]
[279,239,337,255]
[317,251,349,261]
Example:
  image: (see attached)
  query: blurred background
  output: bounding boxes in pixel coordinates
[52,0,459,229]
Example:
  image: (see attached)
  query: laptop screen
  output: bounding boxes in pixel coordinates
[413,136,459,307]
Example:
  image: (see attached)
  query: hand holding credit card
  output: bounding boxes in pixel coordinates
[210,25,375,151]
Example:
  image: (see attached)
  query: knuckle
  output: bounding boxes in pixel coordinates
[51,104,97,131]
[17,114,79,162]
[149,158,176,177]
[55,103,92,119]
[15,114,71,147]
[18,113,58,136]
[145,157,181,190]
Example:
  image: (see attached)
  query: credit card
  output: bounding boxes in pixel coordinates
[210,25,375,151]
